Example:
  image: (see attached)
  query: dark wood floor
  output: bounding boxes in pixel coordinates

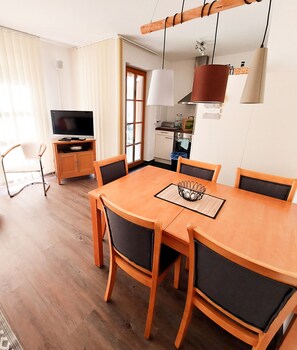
[0,172,251,350]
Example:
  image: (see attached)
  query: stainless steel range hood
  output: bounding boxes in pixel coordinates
[178,55,209,104]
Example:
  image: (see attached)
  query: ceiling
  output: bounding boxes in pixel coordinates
[0,0,270,61]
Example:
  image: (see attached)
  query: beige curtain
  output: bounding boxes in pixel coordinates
[0,27,51,182]
[71,37,122,160]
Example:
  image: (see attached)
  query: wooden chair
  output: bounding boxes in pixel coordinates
[93,154,128,187]
[93,154,129,240]
[177,158,221,269]
[100,194,181,339]
[175,225,297,349]
[1,142,50,197]
[177,157,221,182]
[234,168,297,202]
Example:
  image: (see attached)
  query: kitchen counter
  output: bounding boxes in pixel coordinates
[155,127,192,134]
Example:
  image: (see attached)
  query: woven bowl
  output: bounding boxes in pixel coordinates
[178,181,206,202]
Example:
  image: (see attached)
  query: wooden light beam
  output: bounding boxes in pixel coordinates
[140,0,262,34]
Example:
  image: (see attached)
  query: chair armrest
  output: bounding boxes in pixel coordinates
[1,144,21,158]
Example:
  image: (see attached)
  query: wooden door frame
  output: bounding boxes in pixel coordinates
[125,66,146,168]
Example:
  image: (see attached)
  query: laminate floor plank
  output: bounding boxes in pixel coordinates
[0,173,250,349]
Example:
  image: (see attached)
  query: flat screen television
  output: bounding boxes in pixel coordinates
[51,110,94,139]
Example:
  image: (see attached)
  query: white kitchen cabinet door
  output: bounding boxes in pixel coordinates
[155,131,174,161]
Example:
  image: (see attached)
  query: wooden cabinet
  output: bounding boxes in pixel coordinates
[154,130,174,164]
[52,139,96,184]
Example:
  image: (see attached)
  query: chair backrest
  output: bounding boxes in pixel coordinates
[188,225,296,335]
[177,157,221,182]
[21,142,46,160]
[234,168,297,202]
[94,154,128,187]
[100,195,162,274]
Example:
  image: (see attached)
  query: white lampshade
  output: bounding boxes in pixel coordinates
[147,69,174,106]
[241,47,268,104]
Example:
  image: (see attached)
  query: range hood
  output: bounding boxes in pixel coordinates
[178,55,209,104]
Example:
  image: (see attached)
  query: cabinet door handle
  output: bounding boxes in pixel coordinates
[165,137,173,140]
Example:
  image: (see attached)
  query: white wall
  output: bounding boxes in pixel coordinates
[166,59,196,121]
[215,50,254,68]
[164,53,255,124]
[40,40,73,144]
[191,75,251,185]
[40,40,74,115]
[39,39,74,170]
[191,0,297,203]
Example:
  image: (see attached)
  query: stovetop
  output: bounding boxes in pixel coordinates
[161,121,176,128]
[157,121,180,130]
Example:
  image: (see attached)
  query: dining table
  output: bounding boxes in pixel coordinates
[88,165,297,287]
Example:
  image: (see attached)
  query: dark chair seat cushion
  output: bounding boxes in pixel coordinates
[194,241,296,332]
[100,160,126,185]
[180,164,214,181]
[239,176,291,201]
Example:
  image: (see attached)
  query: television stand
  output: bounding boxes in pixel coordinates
[52,139,96,184]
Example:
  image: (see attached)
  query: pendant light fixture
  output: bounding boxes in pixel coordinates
[147,17,174,106]
[141,0,262,35]
[241,0,272,104]
[190,2,229,104]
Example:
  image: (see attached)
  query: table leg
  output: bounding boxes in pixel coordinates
[89,196,104,267]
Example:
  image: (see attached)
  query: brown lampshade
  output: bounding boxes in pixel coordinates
[191,64,229,103]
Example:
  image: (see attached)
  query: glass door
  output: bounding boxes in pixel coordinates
[125,67,146,167]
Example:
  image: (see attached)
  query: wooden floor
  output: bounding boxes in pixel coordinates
[0,172,251,350]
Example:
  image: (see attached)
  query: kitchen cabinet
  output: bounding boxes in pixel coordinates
[52,139,96,184]
[154,130,174,164]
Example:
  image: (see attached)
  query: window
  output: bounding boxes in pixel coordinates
[0,84,37,148]
[0,28,50,183]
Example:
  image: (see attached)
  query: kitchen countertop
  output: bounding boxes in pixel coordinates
[155,127,192,134]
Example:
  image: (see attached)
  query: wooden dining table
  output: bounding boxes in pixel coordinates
[88,165,297,287]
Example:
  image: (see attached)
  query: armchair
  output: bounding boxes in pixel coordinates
[1,142,50,197]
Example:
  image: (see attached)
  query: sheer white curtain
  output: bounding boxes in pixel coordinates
[72,37,122,159]
[0,27,51,185]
